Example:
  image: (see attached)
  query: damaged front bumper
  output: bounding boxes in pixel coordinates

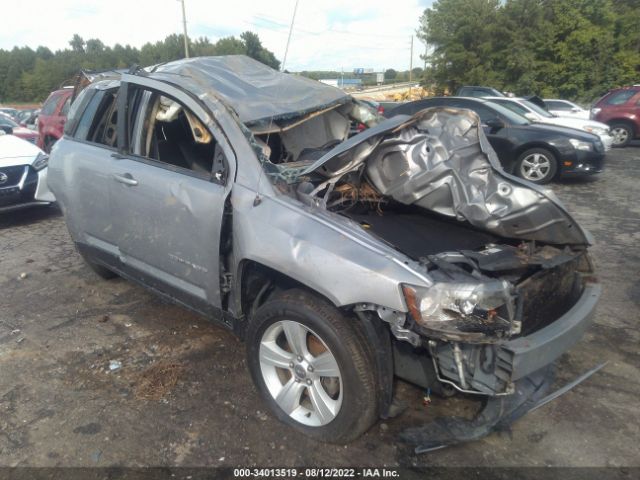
[430,282,601,395]
[401,361,606,453]
[401,282,602,452]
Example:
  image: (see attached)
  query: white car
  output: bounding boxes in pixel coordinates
[0,131,55,212]
[486,97,613,150]
[543,99,590,119]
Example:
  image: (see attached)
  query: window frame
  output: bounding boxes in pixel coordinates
[69,87,120,151]
[118,81,229,186]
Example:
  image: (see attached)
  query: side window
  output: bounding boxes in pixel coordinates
[604,90,635,105]
[61,97,71,116]
[130,88,225,181]
[547,101,571,111]
[41,95,59,116]
[456,101,495,123]
[64,87,94,136]
[495,101,528,116]
[74,89,119,148]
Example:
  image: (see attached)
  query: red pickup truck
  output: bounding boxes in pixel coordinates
[591,85,640,147]
[37,88,73,152]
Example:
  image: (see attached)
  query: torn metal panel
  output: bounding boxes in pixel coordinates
[149,55,349,127]
[296,107,589,245]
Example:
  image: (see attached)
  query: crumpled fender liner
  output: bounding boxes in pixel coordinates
[400,362,606,453]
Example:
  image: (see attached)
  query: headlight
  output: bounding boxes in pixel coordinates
[402,280,517,341]
[583,126,607,135]
[569,138,593,151]
[32,152,49,171]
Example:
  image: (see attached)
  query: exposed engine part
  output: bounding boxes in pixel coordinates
[355,304,421,347]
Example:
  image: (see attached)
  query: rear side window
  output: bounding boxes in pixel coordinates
[61,97,71,115]
[64,87,95,136]
[41,95,60,116]
[604,90,636,105]
[493,100,528,116]
[546,100,572,110]
[74,89,119,148]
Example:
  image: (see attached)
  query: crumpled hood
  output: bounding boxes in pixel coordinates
[293,107,589,246]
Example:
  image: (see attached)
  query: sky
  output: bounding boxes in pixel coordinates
[1,0,433,72]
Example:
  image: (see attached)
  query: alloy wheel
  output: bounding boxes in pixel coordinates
[520,153,552,181]
[611,127,629,146]
[259,320,342,426]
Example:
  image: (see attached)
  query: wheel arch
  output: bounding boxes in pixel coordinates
[512,142,561,175]
[607,118,637,136]
[237,259,395,417]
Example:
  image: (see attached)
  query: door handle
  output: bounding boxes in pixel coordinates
[112,173,138,186]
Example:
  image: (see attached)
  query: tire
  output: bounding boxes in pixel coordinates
[515,148,558,184]
[246,289,378,443]
[75,243,117,279]
[609,122,634,148]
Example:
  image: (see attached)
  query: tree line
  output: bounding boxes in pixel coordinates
[0,32,280,103]
[419,0,640,102]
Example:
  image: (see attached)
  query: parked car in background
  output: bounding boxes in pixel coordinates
[0,131,55,212]
[456,86,505,98]
[486,96,613,150]
[48,56,602,450]
[590,86,640,147]
[544,99,590,119]
[37,87,73,152]
[387,97,605,184]
[16,108,40,130]
[0,114,39,144]
[0,107,19,120]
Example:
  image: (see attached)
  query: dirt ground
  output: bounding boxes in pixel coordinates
[1,145,639,468]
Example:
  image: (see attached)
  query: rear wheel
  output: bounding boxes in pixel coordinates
[75,243,117,279]
[609,122,634,148]
[246,289,378,443]
[515,148,557,184]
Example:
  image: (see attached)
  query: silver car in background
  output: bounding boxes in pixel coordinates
[48,56,602,451]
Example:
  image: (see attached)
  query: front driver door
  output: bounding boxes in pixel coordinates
[110,76,234,314]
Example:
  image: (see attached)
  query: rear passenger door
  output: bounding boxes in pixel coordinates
[58,85,122,257]
[109,76,233,313]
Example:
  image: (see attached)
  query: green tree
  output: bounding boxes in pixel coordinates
[384,68,397,80]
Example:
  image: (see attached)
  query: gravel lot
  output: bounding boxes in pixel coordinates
[1,145,639,468]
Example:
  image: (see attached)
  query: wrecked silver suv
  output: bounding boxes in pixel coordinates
[48,56,601,451]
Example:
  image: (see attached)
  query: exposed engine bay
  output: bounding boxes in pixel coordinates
[249,104,593,351]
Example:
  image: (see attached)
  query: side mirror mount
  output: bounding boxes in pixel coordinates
[485,118,505,130]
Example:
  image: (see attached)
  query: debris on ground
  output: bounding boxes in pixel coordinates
[108,360,122,372]
[134,362,184,400]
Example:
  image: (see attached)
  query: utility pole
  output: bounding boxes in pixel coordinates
[281,0,300,71]
[409,35,414,98]
[177,0,190,58]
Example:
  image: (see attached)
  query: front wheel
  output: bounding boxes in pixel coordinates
[609,122,634,148]
[515,148,558,184]
[246,289,378,443]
